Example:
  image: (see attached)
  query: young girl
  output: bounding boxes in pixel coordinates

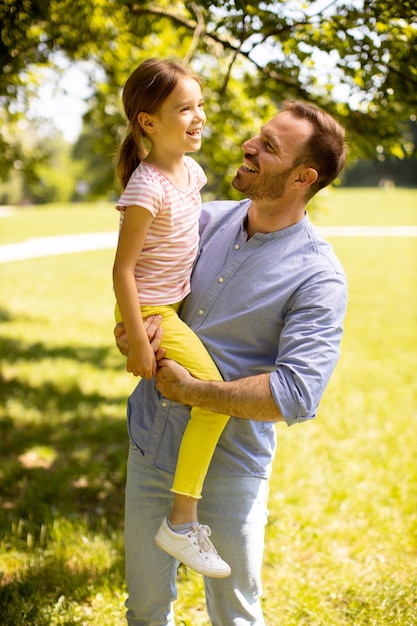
[113,58,231,578]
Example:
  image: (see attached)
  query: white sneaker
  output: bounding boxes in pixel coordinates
[154,517,231,578]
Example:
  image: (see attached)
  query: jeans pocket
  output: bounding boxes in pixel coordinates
[129,439,145,455]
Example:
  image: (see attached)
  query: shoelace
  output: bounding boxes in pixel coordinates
[193,524,220,557]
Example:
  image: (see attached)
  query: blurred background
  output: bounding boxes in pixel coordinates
[0,0,416,207]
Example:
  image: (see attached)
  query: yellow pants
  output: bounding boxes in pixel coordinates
[116,302,229,499]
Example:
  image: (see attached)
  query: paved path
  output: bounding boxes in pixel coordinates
[0,227,416,264]
[0,232,118,263]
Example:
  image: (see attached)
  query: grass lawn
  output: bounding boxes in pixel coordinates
[1,188,416,624]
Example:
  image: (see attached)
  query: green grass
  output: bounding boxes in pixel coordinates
[312,187,417,226]
[1,189,416,624]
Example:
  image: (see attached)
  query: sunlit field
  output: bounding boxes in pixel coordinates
[1,188,416,625]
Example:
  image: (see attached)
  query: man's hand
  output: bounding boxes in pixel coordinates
[155,358,194,404]
[114,322,129,356]
[114,315,164,358]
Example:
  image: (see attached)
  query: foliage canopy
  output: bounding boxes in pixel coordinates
[1,0,416,198]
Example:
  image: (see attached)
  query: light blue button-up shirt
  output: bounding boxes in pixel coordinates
[127,199,347,479]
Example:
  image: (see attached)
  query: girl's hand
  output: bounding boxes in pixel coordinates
[127,340,157,379]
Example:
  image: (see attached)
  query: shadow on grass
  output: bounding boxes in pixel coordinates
[0,551,125,625]
[1,335,119,366]
[1,328,131,620]
[0,335,130,534]
[0,307,12,323]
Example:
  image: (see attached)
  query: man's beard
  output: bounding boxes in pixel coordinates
[232,167,293,200]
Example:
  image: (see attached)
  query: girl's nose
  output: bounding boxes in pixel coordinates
[195,108,206,123]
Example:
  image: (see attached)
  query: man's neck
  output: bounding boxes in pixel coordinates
[245,200,306,238]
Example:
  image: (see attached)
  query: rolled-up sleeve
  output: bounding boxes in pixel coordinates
[270,270,347,426]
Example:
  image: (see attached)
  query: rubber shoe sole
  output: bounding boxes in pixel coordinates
[155,517,231,578]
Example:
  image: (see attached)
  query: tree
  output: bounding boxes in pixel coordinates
[342,120,417,187]
[0,120,79,204]
[1,0,416,197]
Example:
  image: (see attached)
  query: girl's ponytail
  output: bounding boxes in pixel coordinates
[115,128,145,190]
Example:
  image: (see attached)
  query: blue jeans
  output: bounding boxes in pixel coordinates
[124,442,269,625]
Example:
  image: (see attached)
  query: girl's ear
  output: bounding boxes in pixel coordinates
[138,112,155,134]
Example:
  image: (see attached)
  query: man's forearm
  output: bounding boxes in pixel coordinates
[161,367,284,422]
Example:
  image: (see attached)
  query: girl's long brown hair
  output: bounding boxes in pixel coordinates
[115,58,200,190]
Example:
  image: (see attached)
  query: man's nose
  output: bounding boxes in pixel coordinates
[242,136,258,153]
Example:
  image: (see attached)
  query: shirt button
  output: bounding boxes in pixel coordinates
[198,309,204,315]
[161,402,167,408]
[218,277,224,283]
[234,244,240,250]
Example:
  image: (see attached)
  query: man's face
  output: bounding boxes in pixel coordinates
[232,111,313,200]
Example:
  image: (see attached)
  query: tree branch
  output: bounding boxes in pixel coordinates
[183,2,205,64]
[127,5,241,53]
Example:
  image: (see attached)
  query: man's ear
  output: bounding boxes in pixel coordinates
[138,112,155,134]
[294,167,318,188]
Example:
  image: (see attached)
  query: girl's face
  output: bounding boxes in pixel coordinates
[141,76,206,157]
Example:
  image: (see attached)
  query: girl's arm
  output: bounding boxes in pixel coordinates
[113,205,156,378]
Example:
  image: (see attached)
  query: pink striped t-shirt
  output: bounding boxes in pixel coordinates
[116,157,207,305]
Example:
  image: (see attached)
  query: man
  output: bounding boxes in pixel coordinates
[116,100,348,625]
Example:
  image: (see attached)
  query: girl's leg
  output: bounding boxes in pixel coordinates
[141,305,230,577]
[119,301,227,523]
[142,304,229,504]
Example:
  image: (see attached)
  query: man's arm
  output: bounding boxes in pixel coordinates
[155,358,284,423]
[115,321,282,421]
